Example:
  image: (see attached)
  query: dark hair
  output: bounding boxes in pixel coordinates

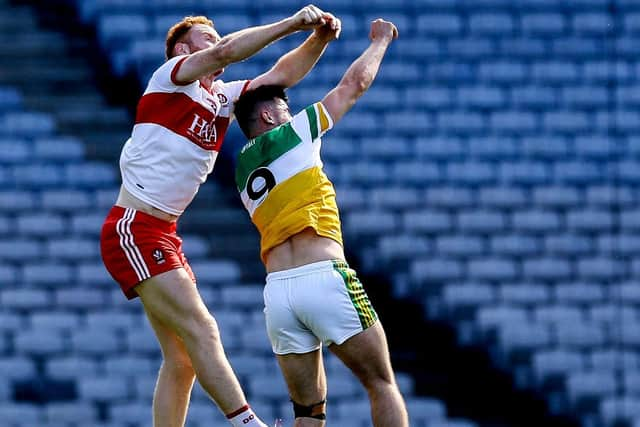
[234,85,289,138]
[165,16,214,60]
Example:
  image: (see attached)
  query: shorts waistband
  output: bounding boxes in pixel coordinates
[266,259,348,281]
[110,205,177,230]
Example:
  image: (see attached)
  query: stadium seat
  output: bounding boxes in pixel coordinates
[45,356,100,380]
[566,371,617,407]
[45,402,98,424]
[0,357,36,381]
[0,403,44,424]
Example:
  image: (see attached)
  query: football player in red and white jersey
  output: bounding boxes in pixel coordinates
[100,6,341,427]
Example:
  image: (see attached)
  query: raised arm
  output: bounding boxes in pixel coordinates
[322,19,398,123]
[247,13,342,90]
[175,5,327,84]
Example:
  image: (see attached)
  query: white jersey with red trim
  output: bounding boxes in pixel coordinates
[120,55,250,216]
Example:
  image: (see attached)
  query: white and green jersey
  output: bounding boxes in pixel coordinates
[235,102,342,262]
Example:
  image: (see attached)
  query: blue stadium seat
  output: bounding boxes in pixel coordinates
[189,260,241,284]
[390,161,441,186]
[532,186,581,208]
[370,188,420,209]
[554,283,606,304]
[77,261,114,285]
[45,402,98,424]
[16,213,66,237]
[416,14,462,35]
[2,289,51,310]
[345,210,398,236]
[446,162,496,185]
[446,38,495,59]
[45,356,100,380]
[478,61,528,83]
[411,258,464,282]
[476,305,528,332]
[13,164,64,188]
[591,350,639,371]
[532,350,585,385]
[497,321,552,355]
[55,288,106,309]
[248,372,289,400]
[534,305,584,325]
[15,329,65,356]
[577,257,624,281]
[0,403,44,424]
[0,112,56,137]
[572,12,614,35]
[71,328,121,355]
[108,403,151,424]
[0,190,36,211]
[491,235,540,256]
[34,136,85,162]
[512,210,561,233]
[458,210,506,233]
[0,137,30,164]
[403,209,453,234]
[22,263,73,286]
[442,283,496,308]
[601,397,640,427]
[0,86,23,110]
[587,185,635,208]
[0,263,18,284]
[30,311,80,331]
[104,356,156,377]
[499,283,551,305]
[436,235,484,257]
[425,187,474,209]
[566,371,617,406]
[524,258,573,281]
[41,189,93,211]
[499,162,550,185]
[405,86,453,109]
[544,234,594,256]
[521,13,565,34]
[125,326,159,356]
[531,62,579,84]
[468,258,518,281]
[554,322,606,349]
[65,163,117,188]
[0,357,36,381]
[79,375,131,402]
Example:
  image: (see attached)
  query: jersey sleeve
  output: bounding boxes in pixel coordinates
[144,55,193,93]
[219,80,251,117]
[291,102,334,142]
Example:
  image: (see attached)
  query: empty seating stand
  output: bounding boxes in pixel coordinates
[1,0,636,427]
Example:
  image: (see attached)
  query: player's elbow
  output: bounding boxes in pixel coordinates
[342,76,369,100]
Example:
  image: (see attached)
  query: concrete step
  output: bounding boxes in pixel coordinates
[23,93,106,113]
[0,64,93,85]
[0,5,37,30]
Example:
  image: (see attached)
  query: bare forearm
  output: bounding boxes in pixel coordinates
[270,33,328,87]
[215,18,299,65]
[339,39,390,95]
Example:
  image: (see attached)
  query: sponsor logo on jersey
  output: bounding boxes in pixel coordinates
[188,113,218,145]
[152,249,165,264]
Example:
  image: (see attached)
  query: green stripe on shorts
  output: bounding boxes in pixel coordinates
[332,260,377,329]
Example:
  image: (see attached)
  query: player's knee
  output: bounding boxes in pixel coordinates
[292,398,327,421]
[361,374,397,395]
[162,356,195,380]
[185,312,221,344]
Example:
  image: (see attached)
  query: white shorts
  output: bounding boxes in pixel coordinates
[264,259,378,355]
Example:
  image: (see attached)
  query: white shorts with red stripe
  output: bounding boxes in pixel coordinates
[100,206,195,299]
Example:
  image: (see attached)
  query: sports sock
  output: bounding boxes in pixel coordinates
[226,405,268,427]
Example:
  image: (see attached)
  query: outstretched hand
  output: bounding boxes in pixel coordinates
[292,4,328,30]
[313,13,342,42]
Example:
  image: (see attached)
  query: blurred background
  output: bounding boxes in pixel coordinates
[0,0,637,426]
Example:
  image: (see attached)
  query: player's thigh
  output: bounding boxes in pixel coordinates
[276,349,326,404]
[135,267,214,340]
[328,321,395,386]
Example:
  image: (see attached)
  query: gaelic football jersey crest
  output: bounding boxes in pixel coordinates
[235,103,343,262]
